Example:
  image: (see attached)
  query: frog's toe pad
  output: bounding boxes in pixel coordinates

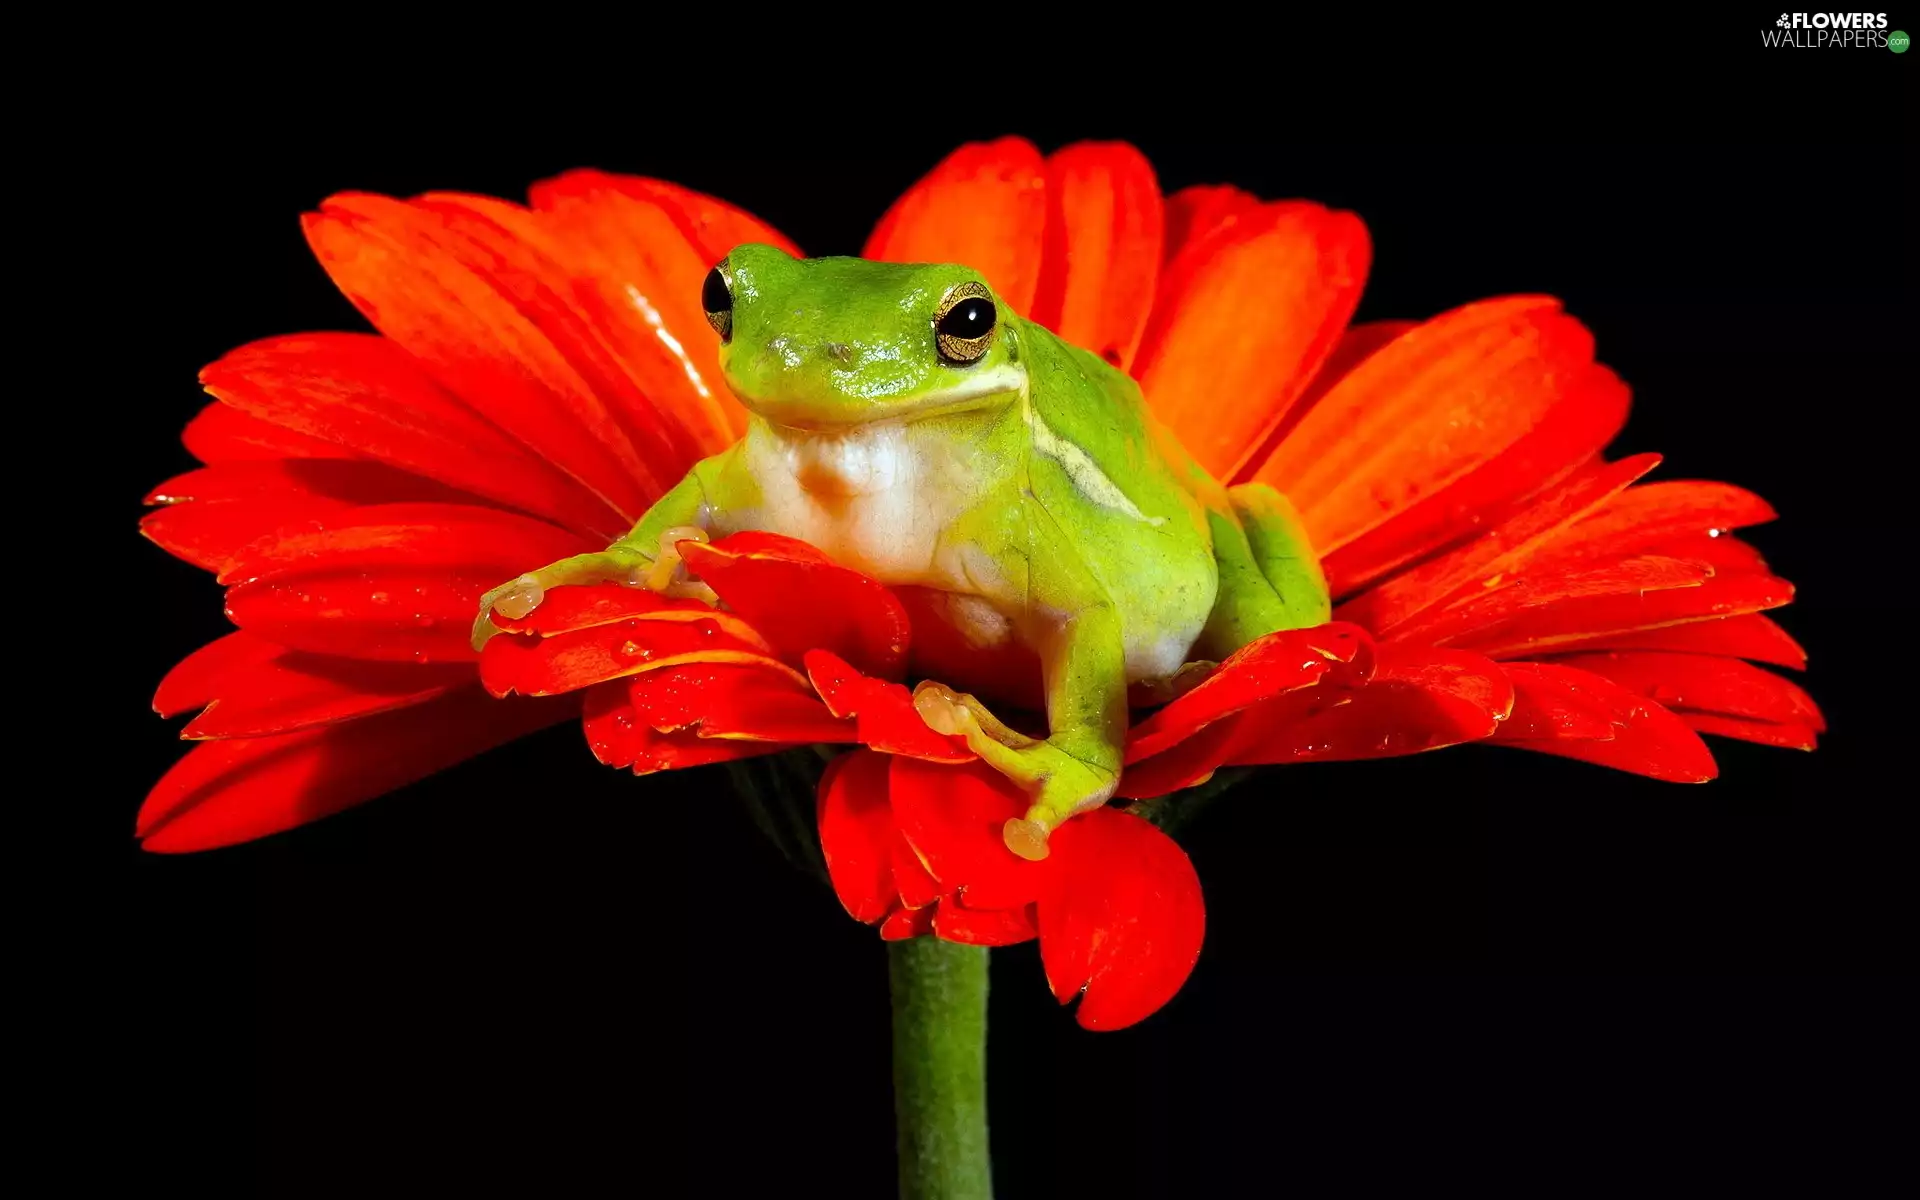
[490,574,546,621]
[1003,817,1051,862]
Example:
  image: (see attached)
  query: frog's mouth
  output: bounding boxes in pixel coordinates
[736,363,1028,432]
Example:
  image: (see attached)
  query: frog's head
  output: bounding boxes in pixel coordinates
[701,243,1026,429]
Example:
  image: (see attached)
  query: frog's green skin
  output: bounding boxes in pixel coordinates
[475,244,1328,860]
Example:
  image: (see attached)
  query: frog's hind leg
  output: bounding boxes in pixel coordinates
[1193,484,1331,659]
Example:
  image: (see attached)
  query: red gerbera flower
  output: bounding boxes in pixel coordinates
[140,137,1821,1031]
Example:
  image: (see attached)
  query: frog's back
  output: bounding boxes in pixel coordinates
[1011,317,1220,681]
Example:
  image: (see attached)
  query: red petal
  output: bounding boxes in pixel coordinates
[934,902,1039,948]
[182,400,359,463]
[141,460,464,572]
[1396,555,1717,649]
[1338,453,1663,637]
[579,681,779,774]
[1487,665,1719,782]
[219,502,591,587]
[1258,298,1597,556]
[138,687,576,853]
[627,662,854,743]
[156,630,472,738]
[816,750,901,924]
[803,651,973,763]
[1645,534,1771,576]
[1230,646,1514,764]
[1115,714,1247,800]
[1495,662,1622,741]
[862,137,1048,315]
[1528,481,1777,571]
[680,535,910,679]
[880,905,936,942]
[891,834,942,912]
[1322,363,1632,595]
[1547,650,1824,731]
[1532,613,1806,670]
[303,197,663,521]
[1446,569,1796,659]
[1125,623,1375,763]
[482,611,790,698]
[888,757,1053,911]
[1028,142,1163,371]
[201,334,621,538]
[1161,186,1260,262]
[226,568,511,664]
[1039,807,1205,1032]
[1684,713,1819,752]
[1137,202,1370,480]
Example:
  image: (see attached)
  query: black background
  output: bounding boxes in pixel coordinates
[99,76,1910,1197]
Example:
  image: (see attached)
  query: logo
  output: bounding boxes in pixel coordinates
[1761,11,1901,47]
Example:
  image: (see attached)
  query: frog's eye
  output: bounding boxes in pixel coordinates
[934,281,997,364]
[702,263,733,342]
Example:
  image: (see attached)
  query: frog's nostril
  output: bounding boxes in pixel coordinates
[825,342,853,364]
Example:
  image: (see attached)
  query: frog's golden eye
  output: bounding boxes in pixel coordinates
[702,262,733,342]
[934,281,996,364]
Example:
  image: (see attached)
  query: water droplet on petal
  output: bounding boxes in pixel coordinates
[621,640,642,657]
[370,591,391,605]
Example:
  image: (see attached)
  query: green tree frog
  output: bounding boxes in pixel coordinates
[474,244,1329,860]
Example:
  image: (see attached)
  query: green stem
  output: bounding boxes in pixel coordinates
[888,938,993,1200]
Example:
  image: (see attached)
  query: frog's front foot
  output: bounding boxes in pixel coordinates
[468,528,714,651]
[913,683,1119,863]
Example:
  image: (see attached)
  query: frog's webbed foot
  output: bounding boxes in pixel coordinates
[913,682,1119,863]
[469,527,716,651]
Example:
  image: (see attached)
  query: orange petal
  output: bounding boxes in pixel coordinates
[1486,664,1718,783]
[803,651,973,763]
[1229,646,1514,765]
[1257,297,1597,555]
[1321,362,1632,597]
[226,567,511,665]
[303,196,664,521]
[1136,202,1370,479]
[1646,534,1771,576]
[1028,142,1163,370]
[1039,807,1205,1032]
[890,832,942,912]
[816,750,901,924]
[201,333,622,539]
[1547,651,1824,731]
[1530,613,1806,670]
[182,400,360,463]
[1337,453,1663,637]
[1161,185,1260,263]
[138,687,575,853]
[530,170,801,268]
[888,757,1054,912]
[862,137,1047,315]
[521,175,779,452]
[682,534,910,680]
